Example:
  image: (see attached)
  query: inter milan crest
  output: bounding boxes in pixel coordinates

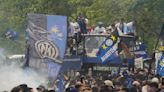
[35,40,62,63]
[101,35,117,49]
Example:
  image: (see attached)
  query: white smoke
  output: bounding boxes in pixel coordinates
[0,48,48,91]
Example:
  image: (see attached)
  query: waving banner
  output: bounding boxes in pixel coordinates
[96,34,120,63]
[26,13,67,80]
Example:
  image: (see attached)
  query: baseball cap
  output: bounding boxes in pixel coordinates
[151,77,159,83]
[104,80,114,88]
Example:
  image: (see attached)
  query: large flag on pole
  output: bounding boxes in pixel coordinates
[96,34,120,63]
[26,13,67,80]
[156,52,164,76]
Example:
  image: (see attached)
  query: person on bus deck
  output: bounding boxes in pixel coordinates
[94,22,106,34]
[126,20,137,36]
[106,23,116,34]
[115,18,128,36]
[77,14,87,33]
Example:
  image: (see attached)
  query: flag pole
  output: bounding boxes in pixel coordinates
[154,32,161,51]
[155,19,164,51]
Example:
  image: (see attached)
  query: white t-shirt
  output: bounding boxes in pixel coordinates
[115,23,124,36]
[94,26,106,34]
[69,22,75,36]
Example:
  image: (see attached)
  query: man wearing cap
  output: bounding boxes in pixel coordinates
[104,80,115,91]
[99,80,115,92]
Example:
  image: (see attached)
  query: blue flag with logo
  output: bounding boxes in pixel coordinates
[156,52,164,76]
[26,14,67,80]
[96,34,119,63]
[47,15,67,59]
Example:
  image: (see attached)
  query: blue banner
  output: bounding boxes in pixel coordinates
[47,15,67,59]
[48,61,61,79]
[156,52,164,76]
[47,15,67,79]
[96,34,119,63]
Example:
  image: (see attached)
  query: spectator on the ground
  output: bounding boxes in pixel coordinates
[99,85,112,92]
[151,77,160,84]
[70,88,78,92]
[119,87,129,92]
[75,84,85,92]
[131,81,141,92]
[160,81,164,92]
[83,86,92,92]
[65,87,74,92]
[94,22,106,34]
[19,84,29,92]
[11,86,23,92]
[37,85,46,92]
[142,81,150,92]
[48,90,55,92]
[91,86,98,92]
[103,80,115,91]
[28,87,34,92]
[147,82,159,92]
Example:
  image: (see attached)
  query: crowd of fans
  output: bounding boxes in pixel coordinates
[5,68,164,92]
[62,68,164,92]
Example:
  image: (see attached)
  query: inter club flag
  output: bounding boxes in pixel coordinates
[26,13,67,80]
[156,52,164,76]
[96,34,120,63]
